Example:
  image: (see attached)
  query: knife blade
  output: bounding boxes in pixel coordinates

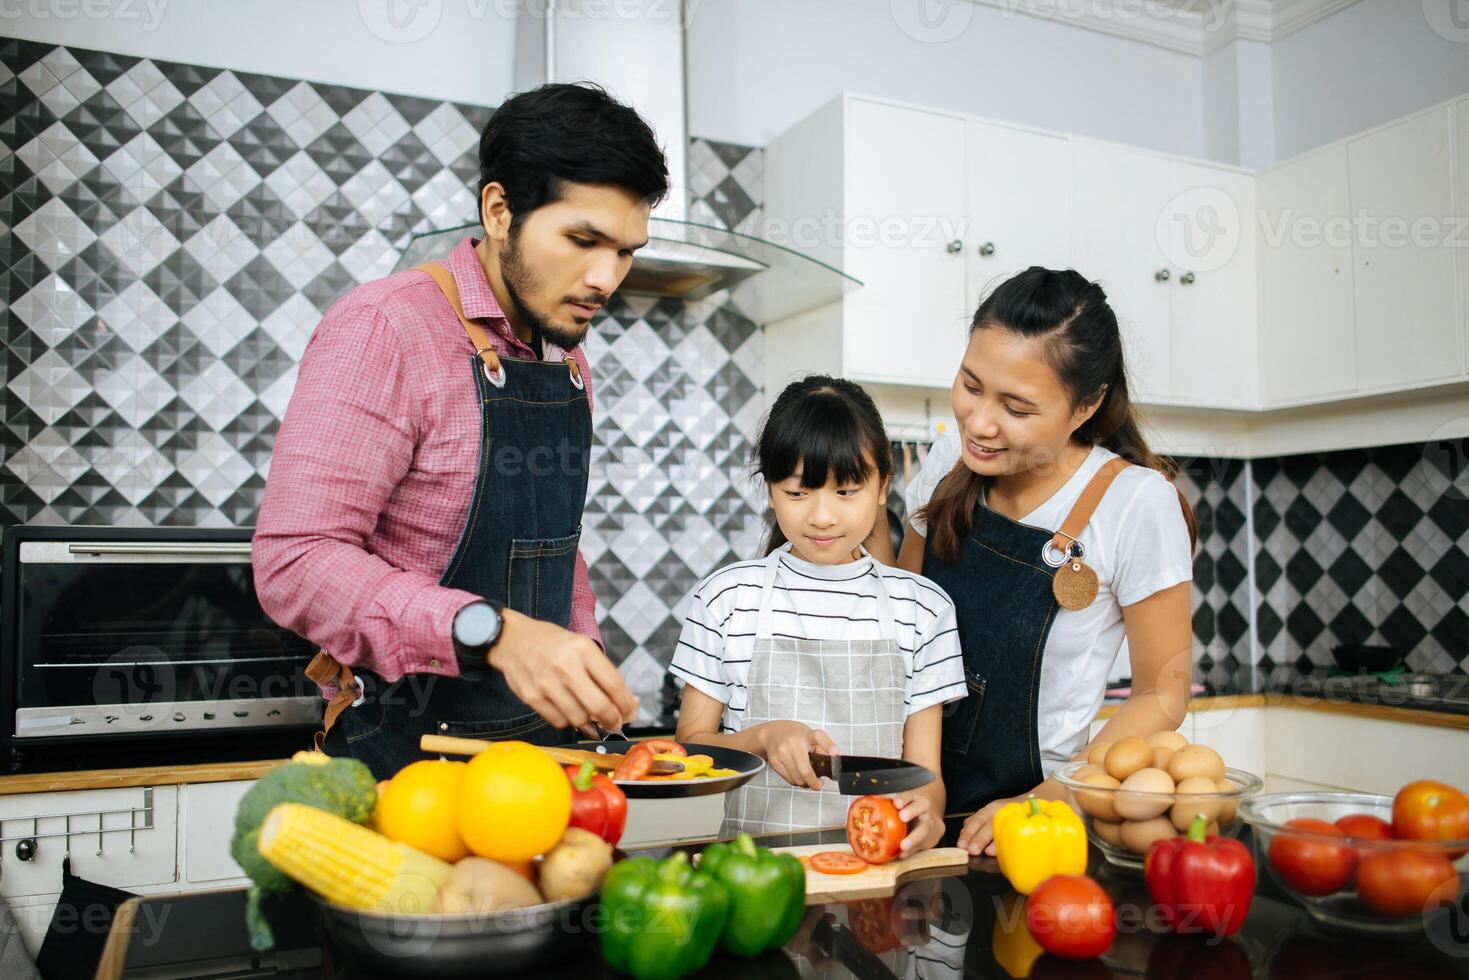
[808,752,934,794]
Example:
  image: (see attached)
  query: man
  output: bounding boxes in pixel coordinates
[253,83,666,778]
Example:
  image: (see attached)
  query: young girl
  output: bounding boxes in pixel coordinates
[671,376,965,854]
[882,267,1198,856]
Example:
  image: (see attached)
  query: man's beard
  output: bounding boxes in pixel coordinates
[501,230,594,352]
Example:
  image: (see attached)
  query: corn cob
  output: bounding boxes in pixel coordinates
[257,802,452,914]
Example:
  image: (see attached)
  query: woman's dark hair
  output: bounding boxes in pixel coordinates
[755,376,893,555]
[478,82,670,230]
[918,267,1198,563]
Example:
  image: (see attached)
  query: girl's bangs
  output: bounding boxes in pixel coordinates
[762,397,878,489]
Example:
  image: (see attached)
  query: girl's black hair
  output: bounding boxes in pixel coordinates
[917,266,1198,562]
[754,375,892,555]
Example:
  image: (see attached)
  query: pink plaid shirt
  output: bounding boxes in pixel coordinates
[253,237,600,688]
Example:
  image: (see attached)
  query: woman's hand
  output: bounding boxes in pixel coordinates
[756,721,839,789]
[956,795,1016,856]
[892,791,943,857]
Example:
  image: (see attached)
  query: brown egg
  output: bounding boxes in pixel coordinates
[1120,817,1178,854]
[1146,730,1189,752]
[1074,770,1121,821]
[1169,776,1223,831]
[1216,777,1238,822]
[1166,744,1226,783]
[1073,763,1107,782]
[1092,818,1123,847]
[1115,767,1176,820]
[1151,746,1177,770]
[1087,742,1113,766]
[1103,737,1152,781]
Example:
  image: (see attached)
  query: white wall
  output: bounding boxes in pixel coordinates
[685,0,1208,157]
[1270,0,1469,162]
[0,0,517,107]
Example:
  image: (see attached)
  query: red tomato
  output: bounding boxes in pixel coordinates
[1267,819,1356,896]
[1335,813,1393,840]
[641,739,688,757]
[1025,875,1116,960]
[847,795,905,865]
[846,898,900,954]
[611,743,654,780]
[1355,849,1459,918]
[810,851,869,875]
[1392,781,1469,855]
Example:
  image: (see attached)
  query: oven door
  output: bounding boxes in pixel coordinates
[4,527,322,742]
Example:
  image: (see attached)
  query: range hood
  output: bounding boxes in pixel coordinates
[393,0,857,322]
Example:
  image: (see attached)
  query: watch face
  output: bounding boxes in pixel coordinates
[456,602,501,646]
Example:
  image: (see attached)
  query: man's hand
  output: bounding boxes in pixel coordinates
[488,609,638,732]
[756,721,839,789]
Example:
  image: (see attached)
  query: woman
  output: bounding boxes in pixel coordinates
[879,267,1198,856]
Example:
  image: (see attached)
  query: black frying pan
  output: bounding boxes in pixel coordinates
[1331,644,1401,674]
[565,740,765,799]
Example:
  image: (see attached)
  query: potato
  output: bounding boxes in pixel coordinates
[1092,819,1123,847]
[434,857,543,914]
[1120,817,1177,855]
[1104,738,1152,781]
[539,827,614,902]
[1170,776,1222,831]
[1167,745,1225,783]
[1074,770,1121,822]
[1115,768,1175,821]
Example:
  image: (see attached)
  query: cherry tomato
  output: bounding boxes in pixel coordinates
[847,795,905,865]
[1267,819,1355,896]
[1392,780,1469,856]
[1024,875,1116,960]
[810,851,869,875]
[1355,849,1459,918]
[846,898,900,954]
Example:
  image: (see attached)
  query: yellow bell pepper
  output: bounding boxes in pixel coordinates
[991,893,1044,978]
[992,796,1087,895]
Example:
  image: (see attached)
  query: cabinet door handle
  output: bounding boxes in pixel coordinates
[946,240,964,254]
[1180,271,1196,285]
[978,241,996,257]
[1154,269,1171,282]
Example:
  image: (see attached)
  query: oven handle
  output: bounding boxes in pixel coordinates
[66,542,253,557]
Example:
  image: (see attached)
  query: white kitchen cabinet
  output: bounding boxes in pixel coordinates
[1347,106,1462,391]
[1258,143,1358,404]
[964,120,1074,304]
[179,780,253,885]
[1187,707,1266,784]
[764,95,969,392]
[1072,140,1174,402]
[1265,708,1469,796]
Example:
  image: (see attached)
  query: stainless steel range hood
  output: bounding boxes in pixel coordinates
[393,0,857,322]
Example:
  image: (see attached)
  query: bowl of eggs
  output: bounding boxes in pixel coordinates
[1053,732,1262,872]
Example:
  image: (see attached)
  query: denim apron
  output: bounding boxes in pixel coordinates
[315,262,591,780]
[721,545,907,835]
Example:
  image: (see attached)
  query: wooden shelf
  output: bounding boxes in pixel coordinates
[0,759,286,796]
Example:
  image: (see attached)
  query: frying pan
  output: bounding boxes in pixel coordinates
[563,739,765,799]
[1330,644,1401,674]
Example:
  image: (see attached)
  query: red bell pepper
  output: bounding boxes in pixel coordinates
[1144,814,1255,937]
[564,761,628,845]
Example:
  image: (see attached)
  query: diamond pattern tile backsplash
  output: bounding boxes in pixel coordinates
[4,41,1467,729]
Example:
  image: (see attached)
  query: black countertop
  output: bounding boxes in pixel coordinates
[103,817,1469,979]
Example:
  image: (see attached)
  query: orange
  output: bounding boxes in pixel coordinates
[375,759,471,862]
[457,741,571,862]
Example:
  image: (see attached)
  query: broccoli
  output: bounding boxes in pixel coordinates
[230,752,378,949]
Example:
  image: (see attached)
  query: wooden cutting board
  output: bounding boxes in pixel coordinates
[771,844,972,904]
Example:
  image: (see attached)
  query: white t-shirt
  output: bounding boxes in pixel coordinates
[904,434,1194,775]
[669,549,966,733]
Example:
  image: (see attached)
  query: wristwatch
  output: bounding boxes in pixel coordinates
[451,600,505,669]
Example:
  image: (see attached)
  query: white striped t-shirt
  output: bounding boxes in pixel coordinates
[669,549,966,733]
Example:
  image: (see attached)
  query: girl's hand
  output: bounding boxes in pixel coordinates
[758,721,839,789]
[892,791,942,857]
[957,795,1019,856]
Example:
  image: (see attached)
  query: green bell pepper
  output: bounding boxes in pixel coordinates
[698,833,806,957]
[600,852,731,980]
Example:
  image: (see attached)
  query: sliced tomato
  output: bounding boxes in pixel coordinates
[809,851,870,875]
[641,739,687,757]
[847,795,905,865]
[612,742,655,780]
[847,898,899,954]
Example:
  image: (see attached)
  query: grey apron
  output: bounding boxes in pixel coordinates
[721,545,907,835]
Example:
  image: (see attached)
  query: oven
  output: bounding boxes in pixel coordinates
[2,525,321,771]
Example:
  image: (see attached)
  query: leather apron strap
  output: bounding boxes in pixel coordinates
[1048,457,1131,558]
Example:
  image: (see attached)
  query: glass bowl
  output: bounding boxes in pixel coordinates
[1240,791,1469,935]
[1053,761,1263,873]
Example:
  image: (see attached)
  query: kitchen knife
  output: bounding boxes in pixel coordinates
[808,753,934,794]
